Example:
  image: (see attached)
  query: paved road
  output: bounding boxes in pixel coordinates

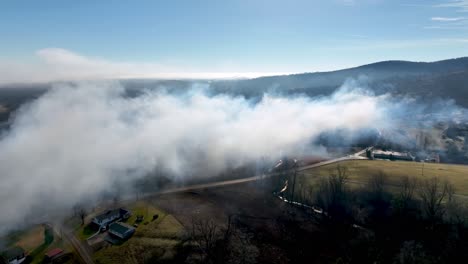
[61,227,95,264]
[67,149,368,263]
[152,150,368,196]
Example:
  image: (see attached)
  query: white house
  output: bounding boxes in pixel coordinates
[1,247,26,264]
[92,208,131,228]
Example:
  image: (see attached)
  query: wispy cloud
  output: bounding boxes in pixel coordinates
[440,38,468,42]
[0,48,288,84]
[431,16,466,21]
[426,15,468,30]
[427,2,468,30]
[424,25,468,29]
[435,0,468,12]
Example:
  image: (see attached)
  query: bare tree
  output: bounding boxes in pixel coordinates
[190,215,257,264]
[417,177,454,223]
[360,171,394,229]
[394,176,418,214]
[315,165,351,222]
[72,204,87,225]
[368,171,387,198]
[190,217,222,262]
[296,183,313,205]
[72,204,80,217]
[400,176,417,203]
[395,240,432,264]
[78,206,87,226]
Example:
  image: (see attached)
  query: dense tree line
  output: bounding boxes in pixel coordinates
[283,166,468,263]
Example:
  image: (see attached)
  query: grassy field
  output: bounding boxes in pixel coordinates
[125,200,166,226]
[74,200,168,241]
[2,224,76,264]
[74,223,97,241]
[298,160,468,195]
[13,225,45,254]
[93,201,187,264]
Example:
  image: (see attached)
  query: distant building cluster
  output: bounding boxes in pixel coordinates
[0,247,67,264]
[366,148,440,163]
[89,207,135,245]
[423,153,440,163]
[367,149,415,161]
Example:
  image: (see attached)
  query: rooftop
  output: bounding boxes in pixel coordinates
[94,208,129,222]
[109,222,135,235]
[1,246,24,260]
[373,150,411,157]
[45,248,63,258]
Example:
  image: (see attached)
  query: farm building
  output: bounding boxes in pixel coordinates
[108,222,135,240]
[44,248,63,263]
[370,149,415,161]
[1,246,26,264]
[92,208,131,228]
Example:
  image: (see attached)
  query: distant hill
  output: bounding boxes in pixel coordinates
[210,57,468,106]
[1,57,468,124]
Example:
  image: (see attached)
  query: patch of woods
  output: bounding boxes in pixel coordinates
[181,165,468,264]
[84,163,468,264]
[279,165,468,263]
[187,216,258,264]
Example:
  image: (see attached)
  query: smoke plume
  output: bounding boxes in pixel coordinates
[0,79,458,234]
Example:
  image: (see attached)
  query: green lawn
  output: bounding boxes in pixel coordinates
[124,200,166,226]
[94,201,186,264]
[75,223,97,241]
[3,225,45,254]
[74,200,168,241]
[1,224,76,264]
[299,160,468,195]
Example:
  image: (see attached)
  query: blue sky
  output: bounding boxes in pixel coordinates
[0,0,468,82]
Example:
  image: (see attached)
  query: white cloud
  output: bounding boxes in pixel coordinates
[431,16,466,21]
[435,0,468,12]
[0,48,287,84]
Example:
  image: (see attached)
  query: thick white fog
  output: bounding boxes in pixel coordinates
[0,81,388,233]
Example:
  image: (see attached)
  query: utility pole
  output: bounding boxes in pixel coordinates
[421,161,425,177]
[291,159,298,202]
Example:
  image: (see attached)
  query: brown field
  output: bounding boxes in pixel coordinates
[93,201,185,264]
[14,225,45,253]
[149,182,321,263]
[299,159,468,195]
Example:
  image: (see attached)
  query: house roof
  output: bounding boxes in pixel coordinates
[109,222,134,235]
[94,209,120,222]
[94,208,129,222]
[45,248,63,258]
[1,246,24,260]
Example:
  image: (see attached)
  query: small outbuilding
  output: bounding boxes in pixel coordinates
[44,248,64,262]
[108,222,135,240]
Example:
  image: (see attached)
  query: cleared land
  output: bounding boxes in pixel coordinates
[2,224,77,264]
[298,159,468,195]
[14,225,45,254]
[92,201,186,264]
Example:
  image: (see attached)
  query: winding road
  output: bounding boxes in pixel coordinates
[154,149,368,196]
[65,149,368,263]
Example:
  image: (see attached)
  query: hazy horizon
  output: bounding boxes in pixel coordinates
[1,0,468,83]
